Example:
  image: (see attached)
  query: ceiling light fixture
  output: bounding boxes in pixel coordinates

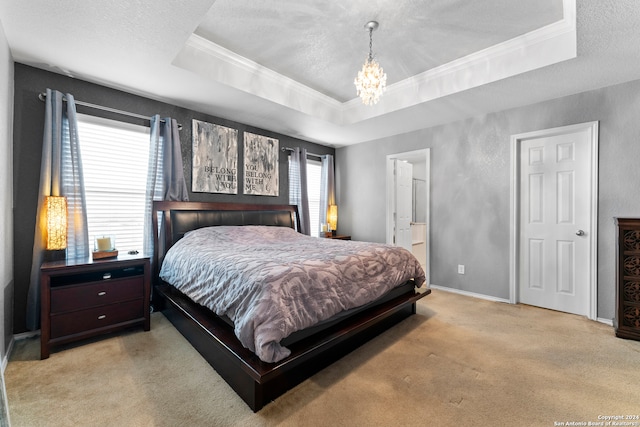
[354,21,387,106]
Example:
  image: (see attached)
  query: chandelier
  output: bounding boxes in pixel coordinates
[354,21,387,105]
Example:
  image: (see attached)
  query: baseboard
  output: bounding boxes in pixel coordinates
[597,317,613,326]
[429,285,510,304]
[431,285,616,326]
[0,336,11,427]
[3,330,40,373]
[13,330,39,340]
[0,340,10,373]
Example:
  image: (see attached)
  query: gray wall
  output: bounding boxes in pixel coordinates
[12,64,334,334]
[0,19,14,364]
[337,78,640,321]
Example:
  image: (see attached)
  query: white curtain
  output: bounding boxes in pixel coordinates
[26,89,90,330]
[143,115,189,257]
[288,147,310,235]
[319,154,335,228]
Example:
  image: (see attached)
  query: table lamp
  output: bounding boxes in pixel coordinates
[45,195,67,261]
[328,204,338,236]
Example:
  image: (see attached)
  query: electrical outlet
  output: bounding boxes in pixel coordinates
[458,264,465,274]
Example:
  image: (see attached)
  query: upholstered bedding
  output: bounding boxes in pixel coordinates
[159,225,425,363]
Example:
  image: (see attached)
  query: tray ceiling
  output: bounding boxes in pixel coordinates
[194,0,562,102]
[2,0,640,146]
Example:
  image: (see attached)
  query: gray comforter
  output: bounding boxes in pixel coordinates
[159,225,426,363]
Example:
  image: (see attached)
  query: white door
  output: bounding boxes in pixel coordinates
[394,160,413,251]
[386,149,431,286]
[518,128,593,316]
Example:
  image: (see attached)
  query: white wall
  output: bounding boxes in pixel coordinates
[337,77,640,321]
[0,17,14,367]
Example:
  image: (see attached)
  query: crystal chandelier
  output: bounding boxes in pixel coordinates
[354,21,387,105]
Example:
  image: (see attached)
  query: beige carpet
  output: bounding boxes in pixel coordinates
[5,290,640,427]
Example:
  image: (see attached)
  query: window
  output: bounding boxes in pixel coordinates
[77,114,150,252]
[289,156,322,237]
[306,159,322,237]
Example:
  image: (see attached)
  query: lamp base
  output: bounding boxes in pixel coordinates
[44,249,66,262]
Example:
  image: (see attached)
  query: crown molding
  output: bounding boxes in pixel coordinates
[174,34,343,123]
[342,0,576,123]
[174,0,576,127]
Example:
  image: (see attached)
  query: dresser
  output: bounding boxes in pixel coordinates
[40,255,151,359]
[614,218,640,341]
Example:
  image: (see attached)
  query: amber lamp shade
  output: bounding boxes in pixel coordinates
[328,204,338,232]
[45,196,67,250]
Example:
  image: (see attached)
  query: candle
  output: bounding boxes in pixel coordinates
[96,237,112,251]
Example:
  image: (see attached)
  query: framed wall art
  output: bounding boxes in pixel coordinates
[243,132,279,196]
[192,119,238,194]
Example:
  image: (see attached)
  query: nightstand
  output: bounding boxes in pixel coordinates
[324,235,351,240]
[40,255,150,359]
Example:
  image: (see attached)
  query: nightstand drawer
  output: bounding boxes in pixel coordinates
[50,277,143,313]
[50,299,144,339]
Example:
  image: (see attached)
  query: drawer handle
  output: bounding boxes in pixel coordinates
[102,273,112,280]
[97,291,107,296]
[97,315,107,320]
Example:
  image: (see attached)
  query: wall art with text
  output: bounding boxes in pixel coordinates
[243,132,279,196]
[192,119,238,194]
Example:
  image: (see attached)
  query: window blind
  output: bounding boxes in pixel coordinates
[77,114,150,252]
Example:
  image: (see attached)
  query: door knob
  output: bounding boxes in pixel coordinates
[576,230,585,236]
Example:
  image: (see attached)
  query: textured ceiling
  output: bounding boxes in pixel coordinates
[1,0,640,147]
[195,0,562,101]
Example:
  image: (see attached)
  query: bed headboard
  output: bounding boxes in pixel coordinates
[151,201,300,282]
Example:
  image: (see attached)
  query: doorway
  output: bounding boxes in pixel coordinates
[509,122,598,319]
[386,149,431,285]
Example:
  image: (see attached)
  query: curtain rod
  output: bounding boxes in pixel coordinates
[38,92,183,130]
[281,146,324,159]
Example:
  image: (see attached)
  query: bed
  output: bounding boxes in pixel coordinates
[152,201,430,411]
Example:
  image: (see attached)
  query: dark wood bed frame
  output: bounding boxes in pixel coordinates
[152,201,430,411]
